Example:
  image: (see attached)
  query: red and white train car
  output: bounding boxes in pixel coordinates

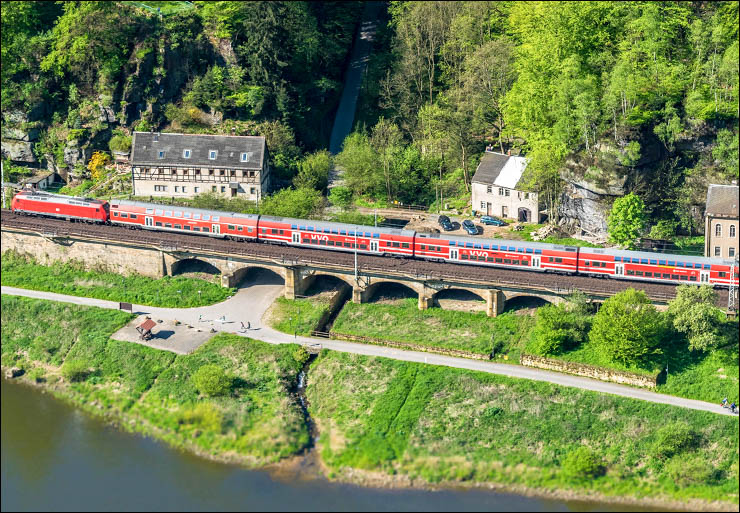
[258,216,415,256]
[11,190,109,223]
[109,200,259,240]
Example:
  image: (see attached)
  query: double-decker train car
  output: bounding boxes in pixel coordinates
[11,190,109,223]
[259,216,415,256]
[109,199,259,240]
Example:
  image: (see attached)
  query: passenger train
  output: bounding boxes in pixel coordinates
[10,190,739,288]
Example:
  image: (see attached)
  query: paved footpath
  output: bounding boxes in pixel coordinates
[2,286,737,417]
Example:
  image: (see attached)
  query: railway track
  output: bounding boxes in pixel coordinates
[1,209,727,305]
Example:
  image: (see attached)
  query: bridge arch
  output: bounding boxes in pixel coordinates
[170,257,222,277]
[230,266,285,288]
[432,288,488,313]
[364,280,422,303]
[502,293,556,313]
[299,273,354,295]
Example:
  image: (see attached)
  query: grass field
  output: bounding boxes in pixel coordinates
[268,296,332,336]
[1,295,309,466]
[1,251,234,307]
[331,298,534,357]
[307,350,740,506]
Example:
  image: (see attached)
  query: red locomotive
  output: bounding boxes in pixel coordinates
[11,190,109,224]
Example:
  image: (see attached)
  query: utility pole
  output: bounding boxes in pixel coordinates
[354,227,358,281]
[1,160,5,209]
[729,260,737,313]
[374,209,377,227]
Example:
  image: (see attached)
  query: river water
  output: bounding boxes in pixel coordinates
[1,378,659,512]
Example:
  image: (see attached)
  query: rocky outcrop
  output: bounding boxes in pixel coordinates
[1,109,40,163]
[1,140,37,163]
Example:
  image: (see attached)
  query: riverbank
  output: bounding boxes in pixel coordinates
[2,295,738,511]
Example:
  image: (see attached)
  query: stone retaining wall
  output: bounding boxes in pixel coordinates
[520,353,659,388]
[329,331,490,361]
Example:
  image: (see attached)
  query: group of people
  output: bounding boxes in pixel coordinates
[721,397,737,413]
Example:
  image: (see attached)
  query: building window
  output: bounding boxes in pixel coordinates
[241,152,249,162]
[505,189,510,197]
[731,225,736,238]
[182,186,187,193]
[154,185,167,192]
[174,186,179,193]
[212,186,217,192]
[158,150,165,159]
[524,193,530,200]
[250,187,256,194]
[219,170,225,175]
[209,169,214,176]
[715,246,721,256]
[249,171,255,177]
[209,150,217,160]
[730,247,736,258]
[230,170,236,176]
[716,224,722,237]
[499,188,504,195]
[502,206,508,217]
[480,201,486,210]
[221,186,226,193]
[486,185,492,194]
[183,149,191,158]
[194,187,199,193]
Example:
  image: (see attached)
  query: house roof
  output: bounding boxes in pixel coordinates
[131,131,266,170]
[705,184,739,218]
[471,151,528,189]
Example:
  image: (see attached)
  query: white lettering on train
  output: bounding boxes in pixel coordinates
[310,234,328,241]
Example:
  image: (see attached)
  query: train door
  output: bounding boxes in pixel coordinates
[700,270,710,283]
[292,232,300,244]
[615,264,624,276]
[370,240,379,252]
[212,224,220,235]
[450,249,458,260]
[145,216,153,227]
[532,257,540,269]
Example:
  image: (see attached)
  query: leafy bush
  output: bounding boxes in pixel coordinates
[607,193,646,249]
[27,367,46,383]
[329,186,353,208]
[561,446,605,479]
[108,134,132,153]
[590,289,665,365]
[652,422,699,459]
[292,346,310,366]
[191,364,232,397]
[667,285,724,351]
[177,402,223,432]
[665,456,720,487]
[61,358,91,382]
[527,304,589,356]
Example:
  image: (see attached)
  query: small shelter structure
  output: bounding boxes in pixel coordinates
[136,319,157,340]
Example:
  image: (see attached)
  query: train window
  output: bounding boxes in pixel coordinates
[184,212,191,219]
[165,211,172,217]
[667,261,675,266]
[155,222,163,227]
[474,244,481,249]
[156,209,164,215]
[174,224,181,229]
[121,213,128,218]
[320,240,327,245]
[113,212,119,216]
[227,225,235,230]
[340,230,346,235]
[521,260,529,266]
[165,223,172,228]
[212,216,219,222]
[393,242,400,248]
[641,259,648,264]
[680,276,688,280]
[491,245,498,250]
[555,258,563,263]
[662,273,670,278]
[645,272,652,277]
[649,260,657,265]
[704,264,711,270]
[95,208,100,212]
[261,228,266,234]
[202,227,209,232]
[402,243,409,249]
[332,230,338,235]
[503,259,511,264]
[193,214,200,220]
[247,228,253,233]
[328,240,334,246]
[420,245,426,250]
[462,254,469,260]
[547,257,553,262]
[184,225,191,230]
[689,276,697,281]
[659,260,666,265]
[584,261,590,266]
[291,225,298,230]
[495,258,503,263]
[636,271,644,276]
[719,272,727,278]
[360,244,368,250]
[193,227,200,232]
[146,208,154,214]
[347,242,355,248]
[526,248,533,253]
[130,214,137,219]
[671,275,678,280]
[487,257,494,262]
[203,215,210,221]
[464,243,472,248]
[517,248,524,253]
[677,262,684,267]
[280,230,285,235]
[614,257,621,262]
[627,270,634,275]
[449,241,456,246]
[535,249,542,254]
[174,212,182,218]
[271,229,278,234]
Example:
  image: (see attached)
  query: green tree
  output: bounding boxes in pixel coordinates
[61,358,90,382]
[527,304,588,356]
[191,364,232,397]
[607,193,646,248]
[260,187,324,218]
[590,288,665,365]
[328,186,353,209]
[667,285,723,351]
[648,219,677,240]
[370,118,403,201]
[712,128,739,180]
[293,150,331,191]
[335,132,380,197]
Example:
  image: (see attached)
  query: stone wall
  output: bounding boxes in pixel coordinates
[520,353,659,388]
[1,230,166,278]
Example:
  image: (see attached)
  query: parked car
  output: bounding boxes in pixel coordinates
[461,219,479,235]
[480,215,507,226]
[437,214,450,226]
[437,214,454,231]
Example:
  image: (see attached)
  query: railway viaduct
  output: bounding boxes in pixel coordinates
[2,218,706,316]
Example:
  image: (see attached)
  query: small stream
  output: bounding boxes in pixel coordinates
[294,353,319,453]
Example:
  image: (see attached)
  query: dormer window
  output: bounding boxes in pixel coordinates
[158,150,165,159]
[183,149,192,159]
[241,152,249,162]
[153,133,159,142]
[209,150,217,160]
